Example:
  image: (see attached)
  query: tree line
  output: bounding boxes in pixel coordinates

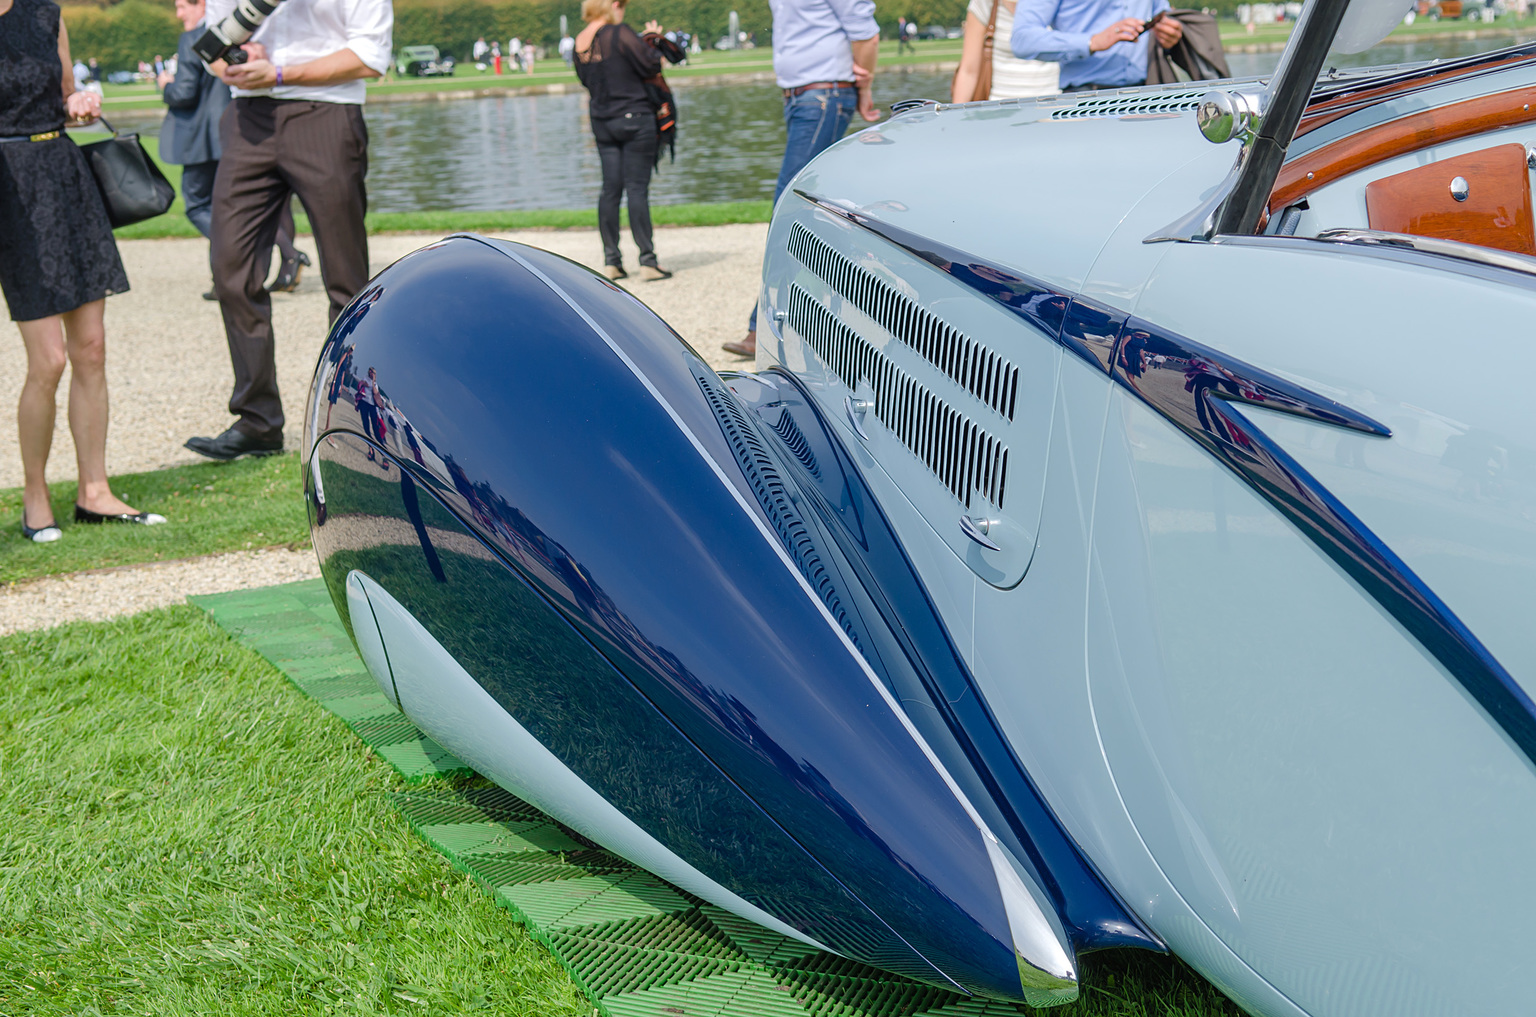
[72,0,1161,73]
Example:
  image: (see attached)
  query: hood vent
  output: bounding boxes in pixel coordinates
[788,284,1009,511]
[694,368,862,650]
[1049,88,1206,120]
[788,221,1019,422]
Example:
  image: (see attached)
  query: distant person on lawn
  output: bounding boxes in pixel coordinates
[0,0,165,541]
[574,0,675,282]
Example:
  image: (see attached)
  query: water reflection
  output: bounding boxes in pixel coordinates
[357,69,958,211]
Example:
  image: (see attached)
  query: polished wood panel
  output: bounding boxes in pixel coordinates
[1270,84,1536,212]
[1365,144,1535,254]
[1297,52,1536,139]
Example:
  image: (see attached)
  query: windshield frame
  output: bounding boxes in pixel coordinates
[1212,0,1354,235]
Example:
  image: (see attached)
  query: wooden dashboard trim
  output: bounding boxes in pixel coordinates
[1271,84,1536,212]
[1295,51,1536,139]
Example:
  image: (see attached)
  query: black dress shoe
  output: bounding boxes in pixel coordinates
[74,505,167,525]
[202,288,218,301]
[184,427,284,461]
[270,250,311,293]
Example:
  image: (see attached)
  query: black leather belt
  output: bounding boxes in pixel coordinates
[0,130,62,143]
[782,80,856,98]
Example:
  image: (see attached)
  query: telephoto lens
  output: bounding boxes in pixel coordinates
[192,0,286,65]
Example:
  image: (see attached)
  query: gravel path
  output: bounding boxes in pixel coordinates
[0,548,321,636]
[0,224,766,489]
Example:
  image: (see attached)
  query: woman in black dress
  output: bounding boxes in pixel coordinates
[574,0,672,282]
[0,0,162,542]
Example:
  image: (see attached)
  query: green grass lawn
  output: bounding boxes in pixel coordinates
[0,599,1244,1016]
[0,453,309,586]
[0,605,589,1015]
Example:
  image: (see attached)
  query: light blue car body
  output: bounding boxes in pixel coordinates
[753,70,1536,1017]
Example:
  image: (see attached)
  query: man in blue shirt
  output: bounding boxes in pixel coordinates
[1012,0,1183,91]
[723,0,879,358]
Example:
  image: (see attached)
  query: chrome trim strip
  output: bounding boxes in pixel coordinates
[1313,227,1536,277]
[1211,233,1536,291]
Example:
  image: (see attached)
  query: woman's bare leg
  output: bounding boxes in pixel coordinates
[61,299,139,516]
[15,314,69,528]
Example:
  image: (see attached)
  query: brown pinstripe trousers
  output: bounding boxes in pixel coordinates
[211,97,369,439]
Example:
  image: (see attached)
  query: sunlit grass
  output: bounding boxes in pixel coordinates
[0,606,589,1016]
[0,453,308,586]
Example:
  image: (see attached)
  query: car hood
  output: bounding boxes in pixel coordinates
[790,85,1239,299]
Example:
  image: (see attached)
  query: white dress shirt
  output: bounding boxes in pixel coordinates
[205,0,393,104]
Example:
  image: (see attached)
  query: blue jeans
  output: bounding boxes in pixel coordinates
[749,85,857,332]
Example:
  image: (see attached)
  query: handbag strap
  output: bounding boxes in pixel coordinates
[980,0,1001,61]
[97,115,119,137]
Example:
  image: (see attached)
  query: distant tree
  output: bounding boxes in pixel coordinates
[61,0,182,72]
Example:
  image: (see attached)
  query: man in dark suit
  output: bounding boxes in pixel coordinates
[160,0,307,298]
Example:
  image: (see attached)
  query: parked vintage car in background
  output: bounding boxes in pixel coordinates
[395,44,455,77]
[305,0,1536,1012]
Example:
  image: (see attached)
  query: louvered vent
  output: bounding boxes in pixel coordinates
[694,368,862,650]
[787,221,1019,422]
[766,410,821,479]
[1049,88,1206,120]
[787,285,1008,510]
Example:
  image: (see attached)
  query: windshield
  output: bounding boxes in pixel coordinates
[1224,0,1536,81]
[1334,0,1418,52]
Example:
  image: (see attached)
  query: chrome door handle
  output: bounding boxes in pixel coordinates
[844,395,872,441]
[959,514,1001,551]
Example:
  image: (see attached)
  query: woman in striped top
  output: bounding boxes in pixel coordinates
[950,0,1060,102]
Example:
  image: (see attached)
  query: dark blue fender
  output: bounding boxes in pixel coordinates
[302,236,1139,1002]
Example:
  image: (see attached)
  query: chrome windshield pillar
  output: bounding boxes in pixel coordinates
[1147,0,1354,242]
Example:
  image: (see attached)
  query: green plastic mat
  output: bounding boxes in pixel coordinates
[194,579,1038,1017]
[192,579,471,781]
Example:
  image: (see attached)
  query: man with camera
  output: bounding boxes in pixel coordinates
[184,0,392,461]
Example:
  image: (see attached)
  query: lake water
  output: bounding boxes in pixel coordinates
[118,34,1533,214]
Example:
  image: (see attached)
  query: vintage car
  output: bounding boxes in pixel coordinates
[395,44,455,77]
[303,0,1536,1012]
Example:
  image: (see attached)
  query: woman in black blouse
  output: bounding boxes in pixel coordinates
[0,0,164,541]
[575,0,672,282]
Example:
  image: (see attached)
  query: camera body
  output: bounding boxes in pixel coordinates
[192,0,286,65]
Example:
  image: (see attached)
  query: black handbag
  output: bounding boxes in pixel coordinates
[78,117,176,228]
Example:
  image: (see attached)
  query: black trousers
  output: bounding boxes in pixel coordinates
[211,97,369,439]
[184,159,298,278]
[591,112,657,269]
